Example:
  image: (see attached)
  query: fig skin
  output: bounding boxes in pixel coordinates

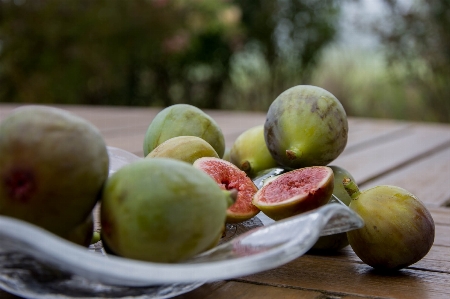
[264,85,348,169]
[230,125,279,178]
[101,158,230,263]
[0,106,109,238]
[344,180,435,271]
[64,212,94,247]
[310,165,355,252]
[143,104,225,158]
[146,135,219,164]
[252,166,334,221]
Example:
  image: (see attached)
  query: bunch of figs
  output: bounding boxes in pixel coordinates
[0,84,436,270]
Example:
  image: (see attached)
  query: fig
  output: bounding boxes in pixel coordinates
[146,136,219,164]
[230,125,279,178]
[310,165,355,252]
[252,166,334,221]
[193,157,259,223]
[344,179,435,271]
[100,158,232,263]
[222,148,231,162]
[143,104,225,158]
[64,212,94,247]
[264,85,348,169]
[0,106,109,238]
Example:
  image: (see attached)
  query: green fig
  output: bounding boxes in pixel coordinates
[64,212,94,247]
[0,106,109,238]
[146,135,219,164]
[310,165,355,253]
[264,85,348,169]
[344,178,435,271]
[222,148,231,162]
[143,104,225,158]
[100,158,232,263]
[230,125,279,178]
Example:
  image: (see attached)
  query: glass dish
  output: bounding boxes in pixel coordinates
[0,147,364,299]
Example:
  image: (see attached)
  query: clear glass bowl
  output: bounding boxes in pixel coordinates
[0,147,364,299]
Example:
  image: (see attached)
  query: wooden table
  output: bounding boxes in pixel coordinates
[1,104,449,299]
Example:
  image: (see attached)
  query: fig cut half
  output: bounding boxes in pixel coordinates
[252,166,334,221]
[193,157,259,223]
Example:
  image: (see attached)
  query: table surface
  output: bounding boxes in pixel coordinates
[1,104,449,299]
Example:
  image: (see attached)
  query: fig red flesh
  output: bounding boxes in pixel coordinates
[258,167,331,204]
[194,157,259,223]
[253,166,334,220]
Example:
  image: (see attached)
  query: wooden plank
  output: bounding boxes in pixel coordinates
[342,122,411,156]
[332,124,450,186]
[174,281,324,299]
[359,146,450,208]
[172,281,228,299]
[429,207,450,225]
[336,244,450,274]
[237,254,450,299]
[104,134,147,157]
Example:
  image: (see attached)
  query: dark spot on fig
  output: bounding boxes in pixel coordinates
[286,150,297,160]
[4,167,36,203]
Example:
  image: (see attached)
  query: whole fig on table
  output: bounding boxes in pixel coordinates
[310,165,355,252]
[146,135,219,164]
[264,85,348,169]
[230,125,279,178]
[0,106,109,241]
[101,158,233,263]
[344,178,435,271]
[143,104,225,158]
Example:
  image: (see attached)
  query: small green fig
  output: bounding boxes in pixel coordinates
[146,136,219,164]
[344,178,435,271]
[230,125,279,178]
[143,104,225,158]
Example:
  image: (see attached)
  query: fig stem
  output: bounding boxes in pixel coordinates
[343,177,361,200]
[223,189,238,207]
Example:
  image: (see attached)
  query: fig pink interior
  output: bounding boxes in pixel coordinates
[197,159,257,213]
[259,167,330,204]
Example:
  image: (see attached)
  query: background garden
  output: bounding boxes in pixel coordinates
[1,0,449,123]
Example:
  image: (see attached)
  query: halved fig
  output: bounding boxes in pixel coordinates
[193,157,260,223]
[252,166,334,220]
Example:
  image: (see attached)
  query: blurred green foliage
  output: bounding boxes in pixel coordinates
[309,0,450,123]
[369,0,450,123]
[0,0,340,109]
